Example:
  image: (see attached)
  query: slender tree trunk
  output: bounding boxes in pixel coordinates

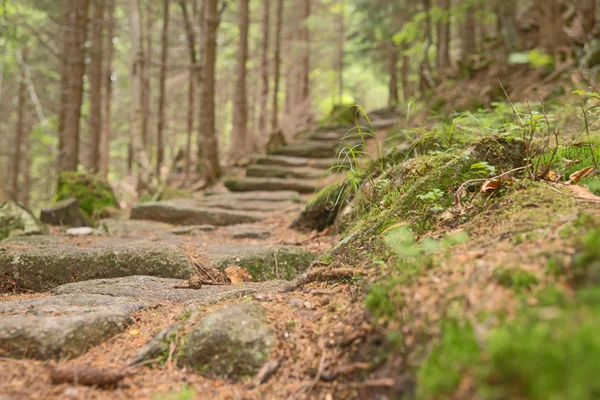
[388,46,399,107]
[200,0,221,183]
[157,0,170,177]
[419,0,434,92]
[270,0,284,133]
[142,5,153,148]
[401,51,411,100]
[576,0,596,38]
[258,0,271,136]
[88,0,104,172]
[437,0,451,68]
[337,0,345,102]
[231,0,250,158]
[497,0,520,55]
[461,2,477,65]
[12,48,28,201]
[21,131,31,206]
[58,0,91,173]
[299,0,311,106]
[129,0,154,191]
[100,0,115,179]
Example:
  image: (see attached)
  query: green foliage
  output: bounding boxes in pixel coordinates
[571,228,600,287]
[492,267,539,291]
[417,320,480,400]
[55,171,118,219]
[470,161,496,177]
[154,384,196,400]
[508,49,554,69]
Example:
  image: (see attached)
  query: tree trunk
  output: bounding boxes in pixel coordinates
[129,0,155,191]
[12,48,28,201]
[271,0,284,133]
[536,0,568,58]
[437,0,451,68]
[58,0,91,173]
[299,0,311,107]
[461,2,477,64]
[88,0,104,172]
[388,46,399,107]
[142,5,153,148]
[200,0,221,183]
[100,0,115,179]
[497,0,520,55]
[402,51,411,100]
[157,0,170,177]
[230,0,250,159]
[258,0,271,136]
[337,0,345,101]
[419,0,434,92]
[575,0,596,42]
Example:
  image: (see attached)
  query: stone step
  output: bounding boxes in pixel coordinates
[269,141,339,158]
[0,293,147,360]
[200,199,302,212]
[224,177,319,193]
[131,201,265,225]
[246,164,327,180]
[200,190,303,203]
[204,243,317,281]
[255,155,342,169]
[0,236,195,291]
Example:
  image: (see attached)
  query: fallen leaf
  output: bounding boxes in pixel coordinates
[481,179,501,193]
[572,141,590,148]
[225,265,253,285]
[129,329,140,336]
[569,165,596,183]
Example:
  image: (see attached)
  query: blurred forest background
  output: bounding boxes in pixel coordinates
[0,0,597,211]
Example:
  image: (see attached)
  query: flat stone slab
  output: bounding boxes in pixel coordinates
[270,141,338,158]
[0,237,194,291]
[224,177,319,194]
[99,219,172,237]
[246,165,326,180]
[0,294,146,360]
[130,202,265,226]
[204,244,317,281]
[227,225,271,239]
[200,190,303,203]
[255,155,342,169]
[54,275,288,303]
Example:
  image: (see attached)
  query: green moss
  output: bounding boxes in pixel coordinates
[571,227,600,287]
[417,320,480,400]
[154,384,196,400]
[55,172,118,219]
[492,267,539,291]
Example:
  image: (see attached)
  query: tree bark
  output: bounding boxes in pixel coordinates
[461,1,477,64]
[100,0,116,179]
[270,0,284,133]
[200,0,221,183]
[88,0,104,172]
[12,48,28,201]
[58,0,91,173]
[437,0,451,68]
[388,46,399,107]
[497,0,520,55]
[258,0,271,136]
[230,0,250,159]
[142,4,153,148]
[157,0,170,177]
[337,0,345,101]
[299,0,311,106]
[536,0,568,58]
[129,0,155,191]
[419,0,434,92]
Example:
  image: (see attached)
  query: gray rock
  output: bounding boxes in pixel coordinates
[131,202,265,226]
[180,303,274,381]
[227,225,271,239]
[224,177,319,193]
[99,219,172,237]
[269,141,338,158]
[0,201,48,239]
[246,164,327,180]
[66,227,93,236]
[201,190,303,203]
[255,155,344,170]
[204,243,317,281]
[0,238,194,291]
[170,225,216,235]
[40,198,92,227]
[0,294,146,360]
[200,200,299,212]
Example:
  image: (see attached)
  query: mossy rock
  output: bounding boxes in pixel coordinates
[0,201,48,239]
[290,182,348,232]
[321,104,358,127]
[55,172,118,219]
[180,303,274,381]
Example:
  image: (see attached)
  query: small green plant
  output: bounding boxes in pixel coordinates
[416,188,444,202]
[470,161,496,177]
[492,267,539,291]
[155,384,196,400]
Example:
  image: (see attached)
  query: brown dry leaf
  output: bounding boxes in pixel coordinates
[570,185,600,202]
[569,165,596,183]
[225,265,253,285]
[562,158,580,168]
[481,179,501,193]
[572,141,590,148]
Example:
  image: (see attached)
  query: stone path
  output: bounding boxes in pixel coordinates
[0,118,396,395]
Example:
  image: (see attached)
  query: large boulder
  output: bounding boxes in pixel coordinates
[0,201,47,239]
[0,236,194,291]
[130,202,265,226]
[55,172,119,219]
[40,198,93,227]
[204,243,317,281]
[0,294,146,360]
[180,303,274,381]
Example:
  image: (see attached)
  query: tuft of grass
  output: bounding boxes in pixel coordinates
[492,267,539,291]
[154,384,196,400]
